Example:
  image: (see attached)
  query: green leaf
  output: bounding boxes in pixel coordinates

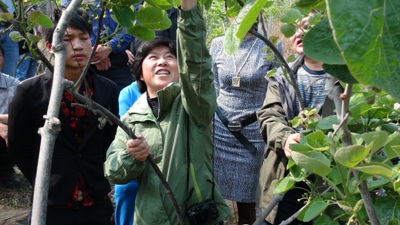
[286,55,296,63]
[291,151,331,177]
[306,130,329,151]
[280,23,296,38]
[200,0,213,10]
[353,199,364,214]
[295,0,326,11]
[26,33,42,43]
[289,164,309,181]
[110,0,141,5]
[367,176,390,190]
[303,18,344,65]
[137,7,171,30]
[290,143,313,153]
[349,101,372,117]
[0,12,13,21]
[297,199,328,222]
[127,25,155,41]
[354,162,393,179]
[374,196,400,225]
[274,176,296,194]
[327,167,343,185]
[280,8,302,24]
[316,115,338,131]
[289,115,302,128]
[380,123,400,134]
[337,201,353,214]
[362,131,388,151]
[27,11,53,28]
[9,31,25,42]
[384,134,400,160]
[224,0,270,55]
[145,0,173,10]
[327,0,400,102]
[112,5,136,29]
[323,64,358,84]
[314,214,340,225]
[334,144,371,168]
[264,1,274,8]
[266,68,276,78]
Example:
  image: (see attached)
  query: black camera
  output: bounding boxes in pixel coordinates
[187,199,219,225]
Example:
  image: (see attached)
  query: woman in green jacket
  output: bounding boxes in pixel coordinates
[104,0,231,224]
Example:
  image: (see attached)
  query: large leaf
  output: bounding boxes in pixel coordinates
[327,0,400,101]
[224,0,269,55]
[303,18,344,65]
[295,0,326,11]
[354,162,393,179]
[274,176,296,194]
[280,8,303,24]
[9,31,25,42]
[137,7,171,30]
[384,139,400,160]
[362,131,388,152]
[297,198,329,222]
[316,115,338,131]
[145,0,172,10]
[127,25,155,41]
[313,214,340,225]
[291,151,331,177]
[27,11,53,28]
[0,12,13,21]
[26,33,42,43]
[306,130,329,151]
[110,0,141,6]
[374,196,400,225]
[323,64,358,84]
[112,5,136,29]
[334,144,371,168]
[290,143,313,153]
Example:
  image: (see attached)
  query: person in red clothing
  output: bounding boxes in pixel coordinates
[8,7,119,225]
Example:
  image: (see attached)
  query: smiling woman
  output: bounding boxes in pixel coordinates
[131,37,177,96]
[138,43,179,98]
[104,0,232,223]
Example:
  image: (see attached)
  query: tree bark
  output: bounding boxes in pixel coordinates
[30,0,82,224]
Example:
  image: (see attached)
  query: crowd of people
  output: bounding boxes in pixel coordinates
[0,0,343,225]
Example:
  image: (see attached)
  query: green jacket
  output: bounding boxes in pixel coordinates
[104,5,231,225]
[256,68,296,223]
[256,57,342,223]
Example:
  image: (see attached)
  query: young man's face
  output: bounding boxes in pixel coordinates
[290,12,315,55]
[63,26,92,70]
[140,45,179,98]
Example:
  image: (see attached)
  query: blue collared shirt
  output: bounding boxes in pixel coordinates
[0,73,20,114]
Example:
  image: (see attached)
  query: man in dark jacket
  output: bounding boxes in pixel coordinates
[8,8,118,225]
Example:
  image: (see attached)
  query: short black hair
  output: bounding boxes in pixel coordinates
[132,37,176,93]
[44,7,92,43]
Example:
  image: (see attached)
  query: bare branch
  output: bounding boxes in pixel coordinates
[30,1,82,224]
[253,194,285,225]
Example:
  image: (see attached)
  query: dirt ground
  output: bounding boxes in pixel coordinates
[0,169,32,225]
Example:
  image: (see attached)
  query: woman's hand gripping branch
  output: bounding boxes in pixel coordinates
[126,133,150,162]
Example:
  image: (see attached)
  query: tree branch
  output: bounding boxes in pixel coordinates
[30,1,82,224]
[339,84,380,225]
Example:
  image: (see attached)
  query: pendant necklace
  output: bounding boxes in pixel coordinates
[232,38,258,87]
